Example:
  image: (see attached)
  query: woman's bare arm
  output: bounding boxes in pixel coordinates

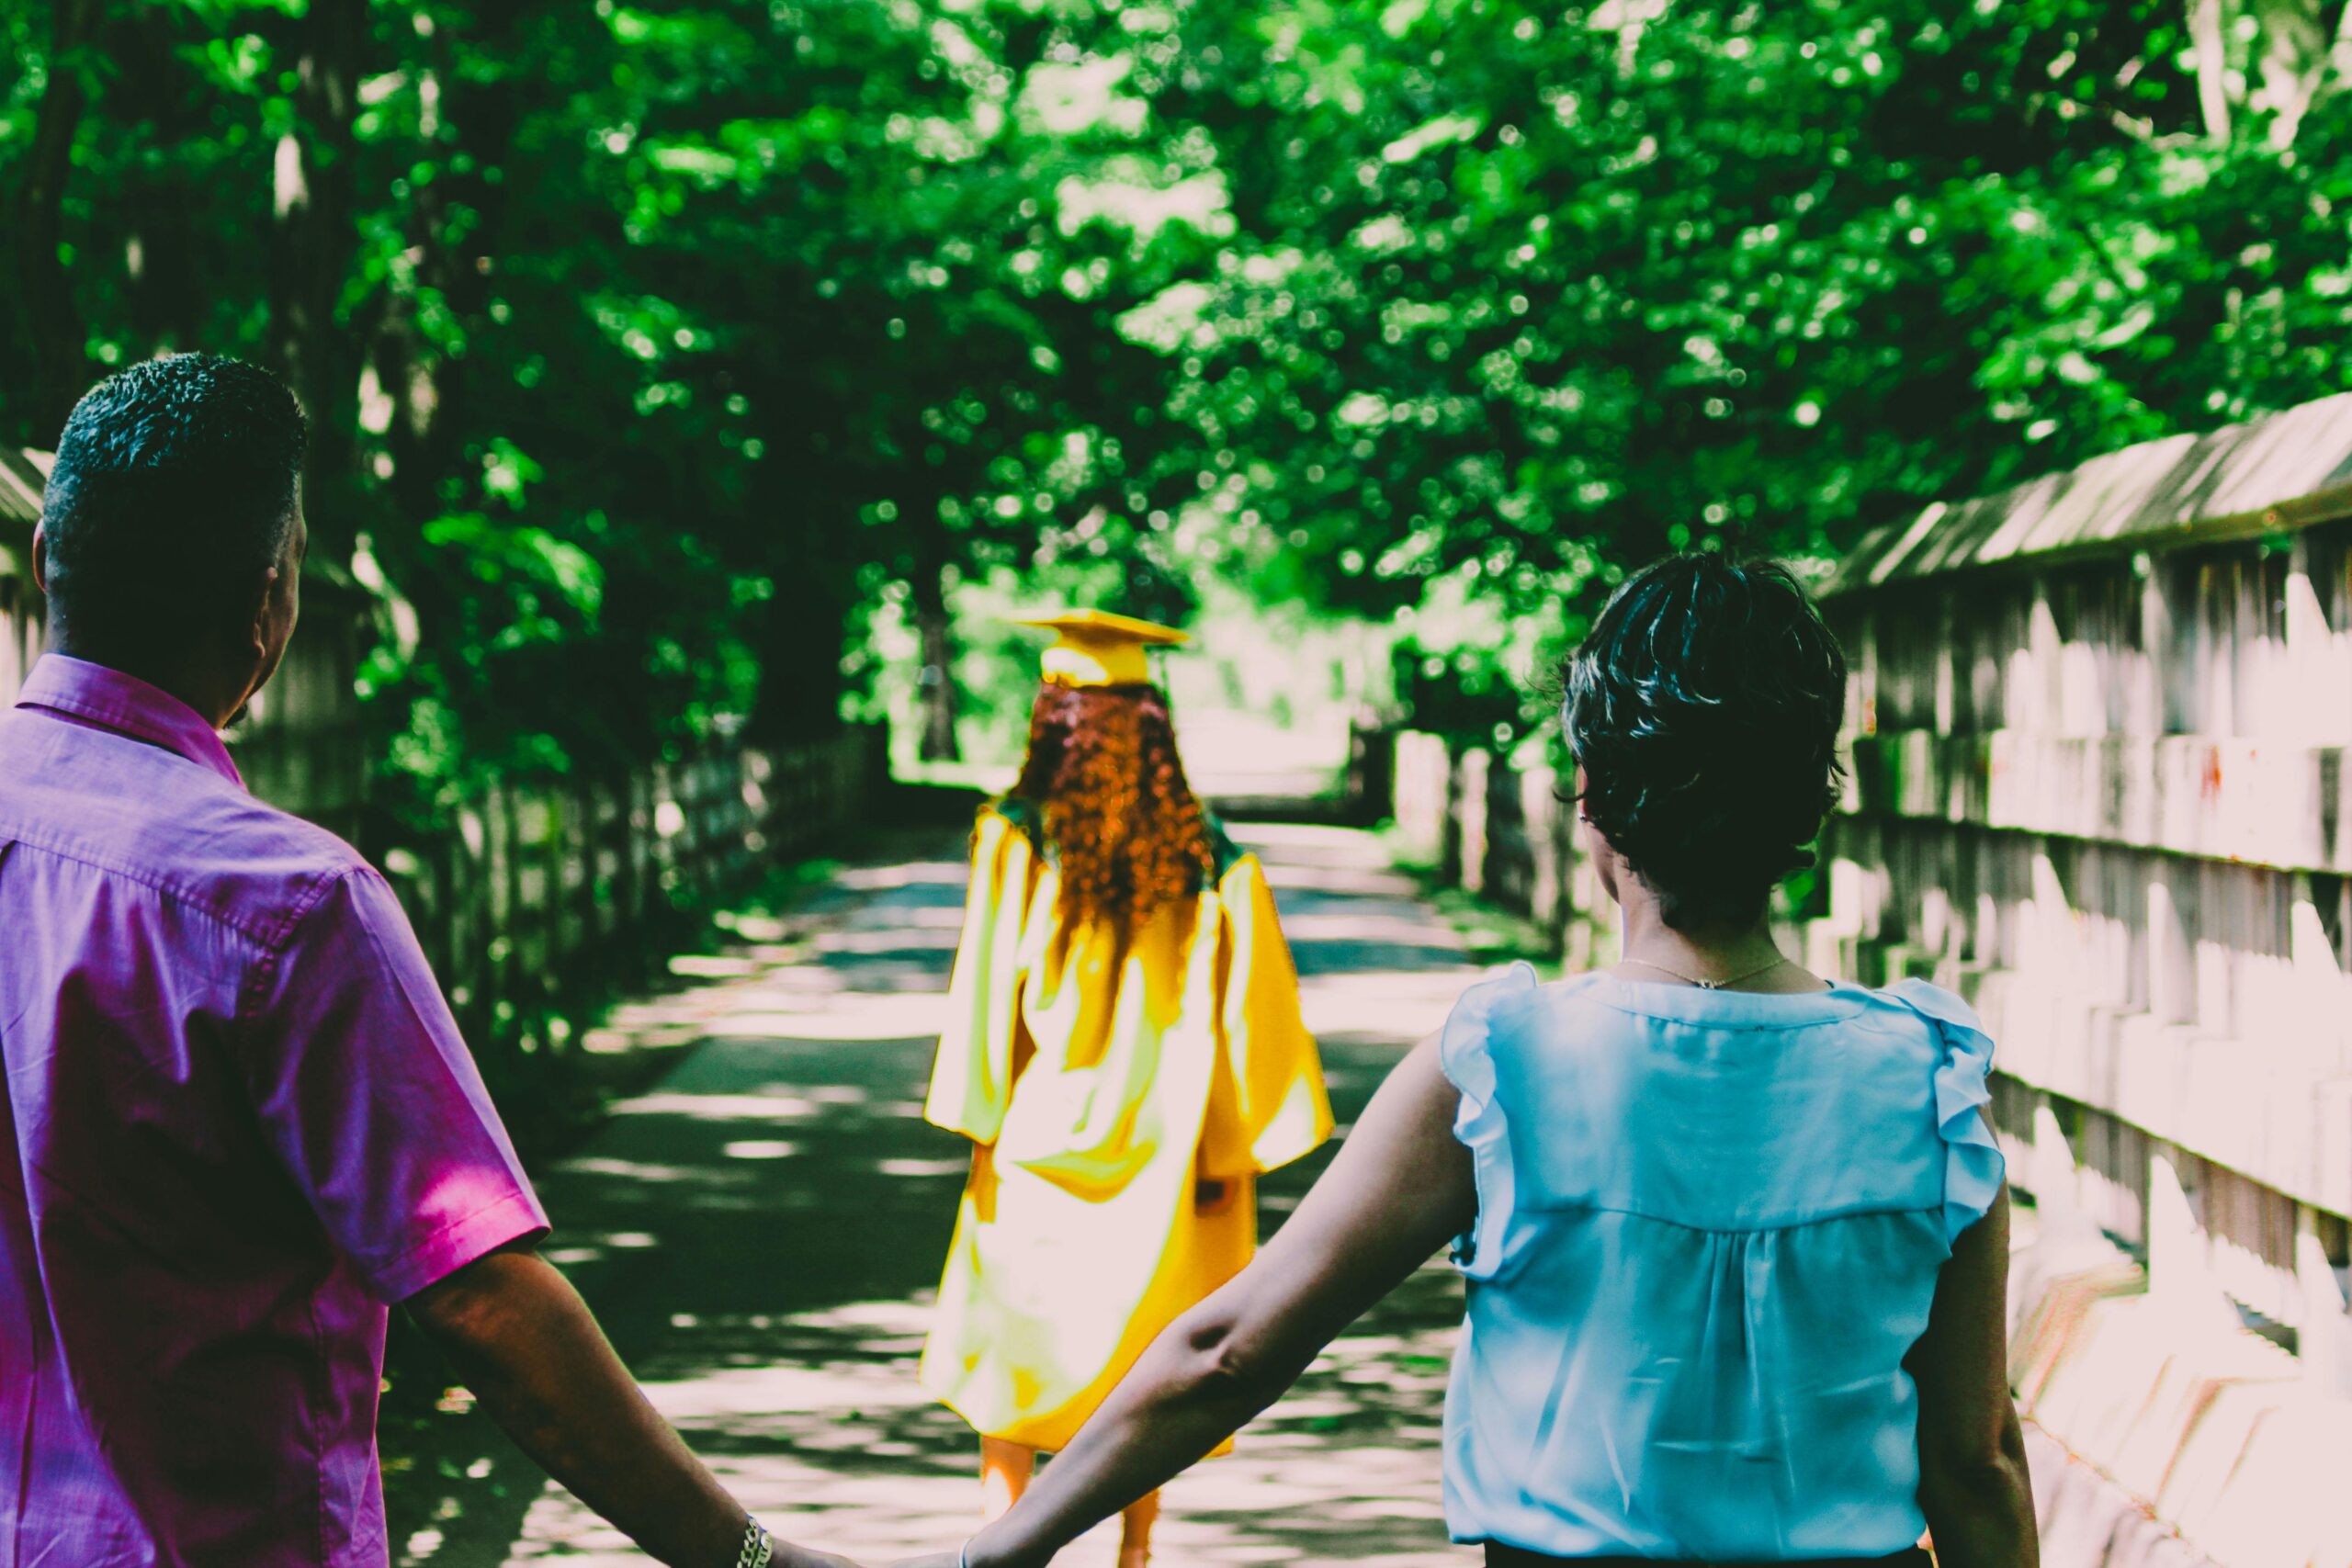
[1906,1181,2039,1568]
[956,1036,1476,1568]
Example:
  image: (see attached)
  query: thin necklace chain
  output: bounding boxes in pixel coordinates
[1619,951,1790,991]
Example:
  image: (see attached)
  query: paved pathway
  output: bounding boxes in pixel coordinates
[392,824,1484,1568]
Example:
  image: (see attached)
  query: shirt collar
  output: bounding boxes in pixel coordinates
[15,654,245,788]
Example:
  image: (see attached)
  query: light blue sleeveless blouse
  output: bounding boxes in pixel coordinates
[1437,965,2002,1561]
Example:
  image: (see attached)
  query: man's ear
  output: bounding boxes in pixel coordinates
[245,564,282,658]
[29,522,48,596]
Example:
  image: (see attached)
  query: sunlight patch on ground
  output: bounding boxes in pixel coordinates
[608,1092,821,1122]
[836,860,973,893]
[810,926,967,956]
[878,1158,971,1179]
[548,1156,732,1185]
[701,996,955,1043]
[669,954,765,979]
[502,1291,1462,1568]
[1278,909,1466,948]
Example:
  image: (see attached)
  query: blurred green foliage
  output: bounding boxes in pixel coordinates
[6,0,2352,773]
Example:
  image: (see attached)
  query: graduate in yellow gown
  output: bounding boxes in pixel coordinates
[920,611,1333,1568]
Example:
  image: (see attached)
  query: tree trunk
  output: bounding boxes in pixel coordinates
[748,564,850,744]
[2331,0,2352,105]
[2190,0,2237,141]
[14,0,105,440]
[119,8,205,354]
[2252,0,2332,145]
[370,300,442,524]
[912,563,960,763]
[374,0,528,527]
[268,0,368,556]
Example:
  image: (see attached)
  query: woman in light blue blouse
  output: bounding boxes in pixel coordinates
[912,554,2037,1568]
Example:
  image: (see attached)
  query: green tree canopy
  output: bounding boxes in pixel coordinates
[8,0,2352,765]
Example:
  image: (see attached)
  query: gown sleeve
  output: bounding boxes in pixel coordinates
[923,809,1039,1145]
[1199,852,1334,1179]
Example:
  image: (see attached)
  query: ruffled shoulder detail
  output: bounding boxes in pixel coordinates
[1883,978,2005,1247]
[1436,963,1540,1281]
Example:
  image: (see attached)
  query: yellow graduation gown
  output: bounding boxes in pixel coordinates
[919,803,1333,1451]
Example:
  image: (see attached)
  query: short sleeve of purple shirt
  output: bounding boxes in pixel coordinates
[243,866,548,1302]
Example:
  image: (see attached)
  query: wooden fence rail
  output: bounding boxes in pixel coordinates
[1820,396,2352,1333]
[1387,728,1621,973]
[373,732,873,1054]
[1389,725,2352,1568]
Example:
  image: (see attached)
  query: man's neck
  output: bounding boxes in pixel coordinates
[46,636,243,729]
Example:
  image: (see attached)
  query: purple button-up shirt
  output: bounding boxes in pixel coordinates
[0,655,548,1567]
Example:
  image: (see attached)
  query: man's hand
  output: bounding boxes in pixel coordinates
[408,1243,793,1568]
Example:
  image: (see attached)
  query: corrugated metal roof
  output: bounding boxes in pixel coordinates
[1826,392,2352,596]
[0,449,45,582]
[0,448,45,527]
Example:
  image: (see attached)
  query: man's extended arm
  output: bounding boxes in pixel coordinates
[407,1246,841,1568]
[246,869,848,1568]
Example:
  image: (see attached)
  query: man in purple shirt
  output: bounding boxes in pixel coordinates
[0,355,830,1568]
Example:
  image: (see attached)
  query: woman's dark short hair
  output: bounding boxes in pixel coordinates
[40,354,306,659]
[1562,552,1847,931]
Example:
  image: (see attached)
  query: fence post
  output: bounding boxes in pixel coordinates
[520,789,556,1030]
[741,747,772,874]
[549,789,577,998]
[586,777,616,964]
[1458,750,1491,897]
[1523,764,1562,938]
[1391,732,1445,865]
[1483,751,1531,914]
[452,800,486,1036]
[648,760,677,909]
[1346,721,1396,827]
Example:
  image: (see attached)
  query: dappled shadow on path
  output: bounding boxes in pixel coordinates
[504,1264,1461,1568]
[387,824,1482,1568]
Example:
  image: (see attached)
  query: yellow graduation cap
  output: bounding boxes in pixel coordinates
[1012,608,1190,688]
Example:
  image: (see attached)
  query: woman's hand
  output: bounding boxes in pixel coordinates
[964,1035,1477,1568]
[779,1549,866,1568]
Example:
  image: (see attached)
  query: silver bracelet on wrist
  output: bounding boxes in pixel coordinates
[738,1517,775,1568]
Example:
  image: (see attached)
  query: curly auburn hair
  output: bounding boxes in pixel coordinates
[1008,682,1216,928]
[1562,552,1848,931]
